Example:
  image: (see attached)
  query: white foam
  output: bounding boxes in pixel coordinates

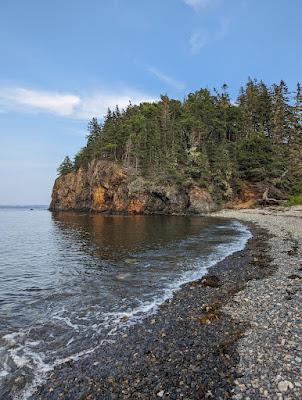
[53,315,80,331]
[14,337,116,400]
[66,337,74,346]
[0,368,9,378]
[101,221,252,330]
[2,331,26,345]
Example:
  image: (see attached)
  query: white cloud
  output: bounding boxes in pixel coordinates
[189,32,208,54]
[0,86,157,119]
[147,67,186,90]
[189,17,231,54]
[76,90,157,119]
[184,0,211,11]
[0,88,80,116]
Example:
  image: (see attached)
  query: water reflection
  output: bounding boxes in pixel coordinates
[51,212,222,261]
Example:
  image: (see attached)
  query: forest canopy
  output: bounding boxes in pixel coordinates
[58,79,302,200]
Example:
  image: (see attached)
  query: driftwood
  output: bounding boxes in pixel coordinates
[258,188,280,206]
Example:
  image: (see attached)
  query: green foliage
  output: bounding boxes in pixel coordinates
[73,147,91,170]
[64,79,302,198]
[238,134,274,181]
[57,156,73,175]
[285,194,302,206]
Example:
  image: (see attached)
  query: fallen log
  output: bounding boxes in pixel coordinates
[258,188,281,206]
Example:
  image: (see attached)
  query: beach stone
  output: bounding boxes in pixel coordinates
[277,380,293,392]
[201,275,222,288]
[157,390,164,397]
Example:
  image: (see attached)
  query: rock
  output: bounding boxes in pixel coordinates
[188,185,216,213]
[201,275,222,288]
[49,160,216,214]
[14,376,25,385]
[157,390,164,397]
[287,274,301,279]
[124,258,138,264]
[277,380,294,392]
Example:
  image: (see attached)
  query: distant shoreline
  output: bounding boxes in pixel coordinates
[0,205,48,209]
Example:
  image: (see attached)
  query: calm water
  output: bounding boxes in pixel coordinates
[0,207,251,399]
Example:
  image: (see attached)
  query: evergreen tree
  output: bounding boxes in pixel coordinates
[57,156,73,175]
[66,78,302,199]
[87,117,101,146]
[271,80,292,143]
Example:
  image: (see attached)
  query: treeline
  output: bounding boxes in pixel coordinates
[58,78,302,201]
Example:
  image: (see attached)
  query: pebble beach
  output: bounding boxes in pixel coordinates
[212,206,302,399]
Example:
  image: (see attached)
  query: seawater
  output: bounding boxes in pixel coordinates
[0,207,251,399]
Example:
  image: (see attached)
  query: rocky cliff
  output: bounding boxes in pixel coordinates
[49,160,217,214]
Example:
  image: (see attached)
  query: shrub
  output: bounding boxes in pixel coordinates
[285,194,302,206]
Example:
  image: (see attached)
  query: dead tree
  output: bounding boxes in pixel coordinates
[259,188,280,206]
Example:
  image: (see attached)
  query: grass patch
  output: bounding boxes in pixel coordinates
[284,193,302,206]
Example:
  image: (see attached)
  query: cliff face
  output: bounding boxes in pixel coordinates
[49,160,216,214]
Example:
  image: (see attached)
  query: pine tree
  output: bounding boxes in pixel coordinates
[67,78,302,197]
[87,117,102,146]
[271,80,292,143]
[57,156,73,175]
[237,78,259,136]
[292,83,302,141]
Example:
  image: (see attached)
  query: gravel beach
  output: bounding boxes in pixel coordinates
[26,207,301,400]
[211,206,302,400]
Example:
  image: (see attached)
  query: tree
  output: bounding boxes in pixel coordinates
[271,80,292,143]
[66,78,302,198]
[87,117,102,147]
[57,156,73,175]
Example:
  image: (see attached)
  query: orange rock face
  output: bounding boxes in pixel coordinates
[128,199,146,214]
[49,160,217,214]
[92,186,107,210]
[227,182,260,209]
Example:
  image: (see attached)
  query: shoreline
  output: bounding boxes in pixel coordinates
[30,221,275,400]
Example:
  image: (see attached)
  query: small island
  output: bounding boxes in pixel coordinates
[51,79,302,214]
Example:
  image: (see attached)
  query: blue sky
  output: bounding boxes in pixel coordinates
[1,0,302,204]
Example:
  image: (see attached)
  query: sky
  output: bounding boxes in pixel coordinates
[1,0,302,205]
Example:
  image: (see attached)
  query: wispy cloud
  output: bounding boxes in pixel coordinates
[189,32,208,54]
[77,90,158,119]
[184,0,211,11]
[0,86,157,119]
[147,67,186,90]
[0,88,80,116]
[189,16,231,54]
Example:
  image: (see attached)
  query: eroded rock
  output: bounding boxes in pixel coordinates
[49,160,216,215]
